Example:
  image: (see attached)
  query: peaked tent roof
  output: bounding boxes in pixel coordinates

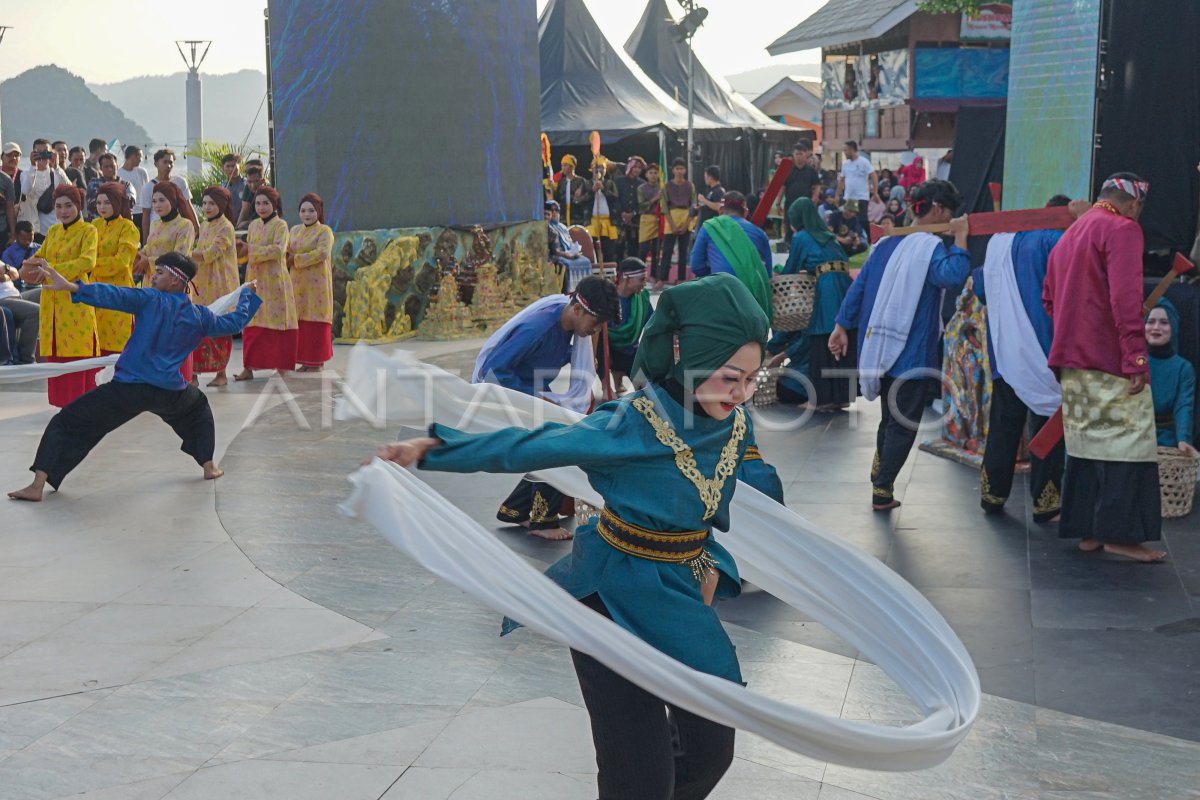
[767,0,918,55]
[540,0,698,141]
[624,0,786,129]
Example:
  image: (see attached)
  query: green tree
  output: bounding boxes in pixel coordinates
[182,140,268,204]
[918,0,982,13]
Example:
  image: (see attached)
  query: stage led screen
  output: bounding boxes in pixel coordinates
[1002,0,1102,210]
[267,0,542,231]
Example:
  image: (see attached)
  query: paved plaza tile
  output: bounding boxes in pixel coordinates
[1,341,1198,799]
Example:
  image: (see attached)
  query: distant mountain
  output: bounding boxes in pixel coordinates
[89,69,269,151]
[0,65,150,151]
[725,62,822,98]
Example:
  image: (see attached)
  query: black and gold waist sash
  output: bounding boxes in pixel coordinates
[817,260,850,276]
[595,506,709,564]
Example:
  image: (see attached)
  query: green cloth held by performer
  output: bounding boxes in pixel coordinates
[608,288,651,351]
[701,215,774,323]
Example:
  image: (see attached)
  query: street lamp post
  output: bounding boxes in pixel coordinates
[675,2,707,184]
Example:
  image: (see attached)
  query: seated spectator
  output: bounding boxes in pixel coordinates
[878,213,897,233]
[1146,299,1197,456]
[826,200,867,255]
[818,188,839,221]
[85,153,137,221]
[2,220,40,272]
[867,193,887,223]
[885,197,905,222]
[0,260,38,364]
[544,199,592,291]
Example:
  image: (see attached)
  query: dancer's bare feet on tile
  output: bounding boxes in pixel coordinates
[234,369,254,381]
[529,527,573,541]
[7,472,48,502]
[207,371,228,387]
[1102,542,1167,562]
[1078,539,1103,552]
[203,462,225,480]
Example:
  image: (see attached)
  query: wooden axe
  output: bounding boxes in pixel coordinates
[869,206,1076,244]
[1028,252,1197,460]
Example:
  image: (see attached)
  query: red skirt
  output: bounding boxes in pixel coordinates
[46,355,99,408]
[242,326,299,371]
[193,336,233,373]
[296,320,333,367]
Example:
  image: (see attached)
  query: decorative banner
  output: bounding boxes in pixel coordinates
[961,2,1014,42]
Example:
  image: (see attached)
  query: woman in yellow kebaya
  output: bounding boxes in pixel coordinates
[235,186,296,380]
[90,182,140,354]
[288,192,335,372]
[191,186,241,386]
[20,184,99,407]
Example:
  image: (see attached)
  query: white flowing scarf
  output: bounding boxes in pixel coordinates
[336,345,980,770]
[471,294,596,414]
[858,234,941,400]
[981,233,1060,416]
[0,286,246,384]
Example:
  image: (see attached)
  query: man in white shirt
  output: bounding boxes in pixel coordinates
[835,140,877,230]
[20,139,71,239]
[138,148,190,242]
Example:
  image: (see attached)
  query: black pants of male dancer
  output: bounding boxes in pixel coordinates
[872,376,938,506]
[30,381,215,489]
[980,378,1065,523]
[496,478,568,531]
[572,594,734,799]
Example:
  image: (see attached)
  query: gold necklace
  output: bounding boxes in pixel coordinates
[632,397,746,521]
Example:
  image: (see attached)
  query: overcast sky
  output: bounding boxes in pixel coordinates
[0,0,821,84]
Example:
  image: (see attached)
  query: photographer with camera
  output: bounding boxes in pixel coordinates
[18,139,70,241]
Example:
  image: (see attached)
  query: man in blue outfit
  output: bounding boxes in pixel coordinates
[473,275,620,538]
[8,252,261,502]
[973,195,1080,523]
[689,192,773,320]
[829,179,970,510]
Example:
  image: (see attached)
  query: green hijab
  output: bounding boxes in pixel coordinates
[786,197,834,245]
[632,273,769,389]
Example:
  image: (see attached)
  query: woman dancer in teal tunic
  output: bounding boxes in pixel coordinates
[779,197,856,410]
[375,274,769,799]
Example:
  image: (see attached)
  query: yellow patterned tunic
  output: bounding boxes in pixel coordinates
[90,216,139,351]
[38,219,99,357]
[192,217,240,305]
[288,222,335,323]
[246,216,296,330]
[142,215,196,265]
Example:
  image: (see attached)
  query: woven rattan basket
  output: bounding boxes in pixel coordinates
[748,367,782,407]
[1158,446,1199,519]
[771,273,817,332]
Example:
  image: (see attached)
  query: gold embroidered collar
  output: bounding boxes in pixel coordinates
[632,396,746,521]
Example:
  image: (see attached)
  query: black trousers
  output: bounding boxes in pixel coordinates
[639,239,661,276]
[31,380,216,489]
[496,478,567,531]
[616,224,640,260]
[980,378,1065,522]
[572,594,734,799]
[871,376,937,504]
[1060,457,1162,544]
[657,231,690,283]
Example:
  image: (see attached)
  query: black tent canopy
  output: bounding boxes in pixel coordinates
[624,0,781,129]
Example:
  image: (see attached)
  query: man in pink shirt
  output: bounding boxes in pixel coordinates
[1042,173,1164,562]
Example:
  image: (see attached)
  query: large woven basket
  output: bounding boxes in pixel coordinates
[748,367,782,407]
[1158,447,1198,519]
[771,273,817,332]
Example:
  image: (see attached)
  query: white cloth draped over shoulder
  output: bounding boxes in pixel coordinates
[470,294,597,414]
[0,286,245,385]
[857,233,941,400]
[336,345,980,771]
[981,233,1061,416]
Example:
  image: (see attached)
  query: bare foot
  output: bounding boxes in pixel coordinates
[7,483,45,502]
[529,527,573,541]
[297,365,319,373]
[188,376,199,387]
[1048,514,1061,524]
[1102,543,1167,563]
[1078,539,1103,552]
[203,462,224,480]
[872,499,901,512]
[207,372,228,387]
[234,369,254,382]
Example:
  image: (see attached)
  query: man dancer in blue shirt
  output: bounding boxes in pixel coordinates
[690,192,774,320]
[829,179,970,511]
[8,252,261,502]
